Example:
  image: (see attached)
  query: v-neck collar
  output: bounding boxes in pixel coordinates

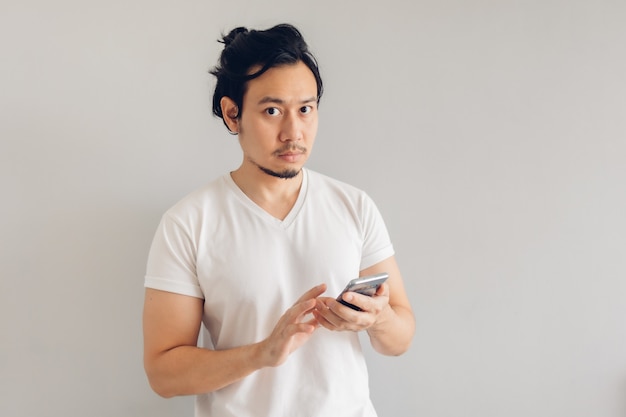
[223,168,308,229]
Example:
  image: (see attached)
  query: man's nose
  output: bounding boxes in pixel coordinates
[279,112,303,142]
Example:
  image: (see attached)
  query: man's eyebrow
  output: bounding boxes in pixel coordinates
[257,96,317,105]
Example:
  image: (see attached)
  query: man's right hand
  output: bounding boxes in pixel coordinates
[143,284,327,397]
[258,283,327,367]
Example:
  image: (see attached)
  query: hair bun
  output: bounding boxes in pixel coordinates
[221,27,248,47]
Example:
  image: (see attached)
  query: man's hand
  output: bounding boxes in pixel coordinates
[313,283,392,332]
[313,257,415,356]
[258,284,327,367]
[143,284,328,397]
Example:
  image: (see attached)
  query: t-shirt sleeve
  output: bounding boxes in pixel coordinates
[359,194,395,270]
[144,213,204,299]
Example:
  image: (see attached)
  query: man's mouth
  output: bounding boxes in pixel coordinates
[275,145,307,157]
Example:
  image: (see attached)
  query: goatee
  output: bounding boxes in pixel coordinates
[258,166,301,179]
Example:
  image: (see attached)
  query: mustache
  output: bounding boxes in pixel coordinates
[273,144,307,155]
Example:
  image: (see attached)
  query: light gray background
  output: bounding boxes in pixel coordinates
[1,1,625,416]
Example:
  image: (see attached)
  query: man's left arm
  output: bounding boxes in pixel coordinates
[314,255,415,356]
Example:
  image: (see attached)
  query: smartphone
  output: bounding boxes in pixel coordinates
[336,272,389,311]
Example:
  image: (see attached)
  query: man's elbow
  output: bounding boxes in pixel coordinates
[144,359,179,398]
[147,377,176,398]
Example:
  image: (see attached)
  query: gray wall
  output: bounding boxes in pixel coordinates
[2,1,625,416]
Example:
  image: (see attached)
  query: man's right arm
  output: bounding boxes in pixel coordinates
[142,285,325,397]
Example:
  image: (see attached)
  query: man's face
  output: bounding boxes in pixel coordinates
[233,61,319,179]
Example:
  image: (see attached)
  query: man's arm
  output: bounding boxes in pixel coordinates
[314,256,415,356]
[360,256,415,355]
[143,284,326,397]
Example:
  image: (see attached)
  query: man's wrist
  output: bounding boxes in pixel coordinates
[249,340,269,370]
[368,303,394,335]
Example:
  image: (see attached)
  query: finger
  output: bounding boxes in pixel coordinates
[289,298,318,320]
[375,282,390,298]
[312,309,334,330]
[302,314,321,327]
[312,307,343,331]
[288,322,318,335]
[339,292,367,312]
[318,296,361,316]
[294,283,327,305]
[341,289,387,314]
[316,299,348,328]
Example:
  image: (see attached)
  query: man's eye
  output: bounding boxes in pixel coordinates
[300,106,312,114]
[266,107,280,116]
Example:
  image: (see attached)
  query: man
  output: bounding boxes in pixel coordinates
[143,23,415,417]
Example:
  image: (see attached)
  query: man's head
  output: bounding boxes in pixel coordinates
[210,23,323,130]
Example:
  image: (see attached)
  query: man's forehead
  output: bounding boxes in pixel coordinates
[244,62,318,101]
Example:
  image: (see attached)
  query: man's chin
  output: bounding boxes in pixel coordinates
[258,166,301,179]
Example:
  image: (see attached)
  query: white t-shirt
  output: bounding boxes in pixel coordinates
[145,168,394,417]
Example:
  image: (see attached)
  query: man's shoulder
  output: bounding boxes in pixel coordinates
[306,169,368,199]
[165,174,230,217]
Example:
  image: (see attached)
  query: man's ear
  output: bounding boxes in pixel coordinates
[220,97,239,134]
